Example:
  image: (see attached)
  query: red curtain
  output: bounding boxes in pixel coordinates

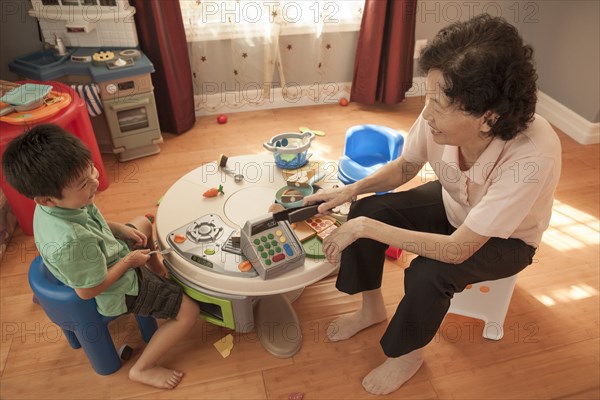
[131,0,195,134]
[351,0,417,105]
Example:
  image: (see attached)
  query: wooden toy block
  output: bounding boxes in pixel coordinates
[305,216,336,233]
[293,220,317,242]
[317,224,337,240]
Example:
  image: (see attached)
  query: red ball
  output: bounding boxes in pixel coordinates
[217,114,228,124]
[339,97,349,106]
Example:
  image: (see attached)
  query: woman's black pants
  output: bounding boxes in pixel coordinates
[336,181,536,357]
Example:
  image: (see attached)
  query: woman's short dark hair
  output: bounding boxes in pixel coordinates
[419,14,537,140]
[2,124,92,199]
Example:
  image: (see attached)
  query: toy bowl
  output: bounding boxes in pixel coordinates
[275,185,313,209]
[263,131,315,169]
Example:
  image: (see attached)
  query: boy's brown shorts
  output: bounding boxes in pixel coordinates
[125,267,183,319]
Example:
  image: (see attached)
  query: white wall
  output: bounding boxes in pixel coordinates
[414,0,600,124]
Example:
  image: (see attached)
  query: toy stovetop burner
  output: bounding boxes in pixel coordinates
[167,214,258,278]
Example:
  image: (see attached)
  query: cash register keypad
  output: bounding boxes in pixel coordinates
[251,229,295,268]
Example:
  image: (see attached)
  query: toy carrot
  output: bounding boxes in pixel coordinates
[203,185,224,197]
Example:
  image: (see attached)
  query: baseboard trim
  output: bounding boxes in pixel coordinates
[194,82,352,116]
[195,79,599,145]
[536,91,599,145]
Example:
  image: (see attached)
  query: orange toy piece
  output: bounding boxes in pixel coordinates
[238,260,253,272]
[203,185,224,197]
[174,234,186,243]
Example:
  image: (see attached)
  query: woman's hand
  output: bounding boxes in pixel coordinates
[322,217,367,264]
[112,223,148,249]
[304,185,356,215]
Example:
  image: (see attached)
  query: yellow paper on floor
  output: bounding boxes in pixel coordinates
[213,334,234,358]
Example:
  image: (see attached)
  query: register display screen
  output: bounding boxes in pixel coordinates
[251,218,278,235]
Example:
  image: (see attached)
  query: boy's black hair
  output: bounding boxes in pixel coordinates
[2,124,92,199]
[419,14,538,140]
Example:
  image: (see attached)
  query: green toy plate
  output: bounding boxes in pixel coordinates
[302,235,325,259]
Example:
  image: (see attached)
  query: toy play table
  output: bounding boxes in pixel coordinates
[156,155,339,358]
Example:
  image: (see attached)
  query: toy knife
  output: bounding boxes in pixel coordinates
[272,203,323,223]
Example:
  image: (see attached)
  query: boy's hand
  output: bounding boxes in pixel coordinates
[115,223,148,249]
[123,249,151,268]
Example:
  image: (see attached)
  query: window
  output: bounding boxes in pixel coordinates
[180,0,365,41]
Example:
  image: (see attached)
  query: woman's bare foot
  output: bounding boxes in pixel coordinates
[129,366,184,389]
[326,308,387,341]
[327,288,387,341]
[362,348,424,395]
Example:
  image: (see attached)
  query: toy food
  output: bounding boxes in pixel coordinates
[238,260,253,272]
[299,126,325,137]
[203,185,225,197]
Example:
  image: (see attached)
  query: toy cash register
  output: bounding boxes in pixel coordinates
[241,204,321,280]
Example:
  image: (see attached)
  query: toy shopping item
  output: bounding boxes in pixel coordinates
[263,131,315,169]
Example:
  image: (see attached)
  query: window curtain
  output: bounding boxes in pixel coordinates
[130,0,195,134]
[351,0,417,104]
[180,1,364,113]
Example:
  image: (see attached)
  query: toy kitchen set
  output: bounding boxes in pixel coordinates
[7,0,162,162]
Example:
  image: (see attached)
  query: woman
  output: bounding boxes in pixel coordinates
[305,15,561,395]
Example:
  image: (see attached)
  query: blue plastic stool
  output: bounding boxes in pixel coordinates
[338,125,404,259]
[28,256,158,375]
[338,124,404,185]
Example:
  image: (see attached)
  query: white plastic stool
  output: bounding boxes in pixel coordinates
[447,275,518,340]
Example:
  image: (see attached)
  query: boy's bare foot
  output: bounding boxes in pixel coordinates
[129,366,184,389]
[362,348,424,395]
[326,307,387,341]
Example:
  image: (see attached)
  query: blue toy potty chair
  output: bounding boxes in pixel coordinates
[28,256,158,375]
[338,124,404,185]
[338,125,404,259]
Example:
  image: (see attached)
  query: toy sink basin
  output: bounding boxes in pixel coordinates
[12,49,75,70]
[263,131,315,169]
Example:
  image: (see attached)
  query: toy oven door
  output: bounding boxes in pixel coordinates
[103,91,160,138]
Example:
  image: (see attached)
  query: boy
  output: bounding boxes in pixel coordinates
[2,124,199,389]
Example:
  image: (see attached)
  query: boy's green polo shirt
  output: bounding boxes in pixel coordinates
[33,203,139,316]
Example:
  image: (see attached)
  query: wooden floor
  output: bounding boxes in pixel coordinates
[1,98,598,399]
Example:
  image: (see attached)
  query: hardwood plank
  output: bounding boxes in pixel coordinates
[430,338,600,399]
[130,372,267,399]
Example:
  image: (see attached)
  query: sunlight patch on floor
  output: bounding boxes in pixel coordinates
[533,284,599,307]
[541,199,599,251]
